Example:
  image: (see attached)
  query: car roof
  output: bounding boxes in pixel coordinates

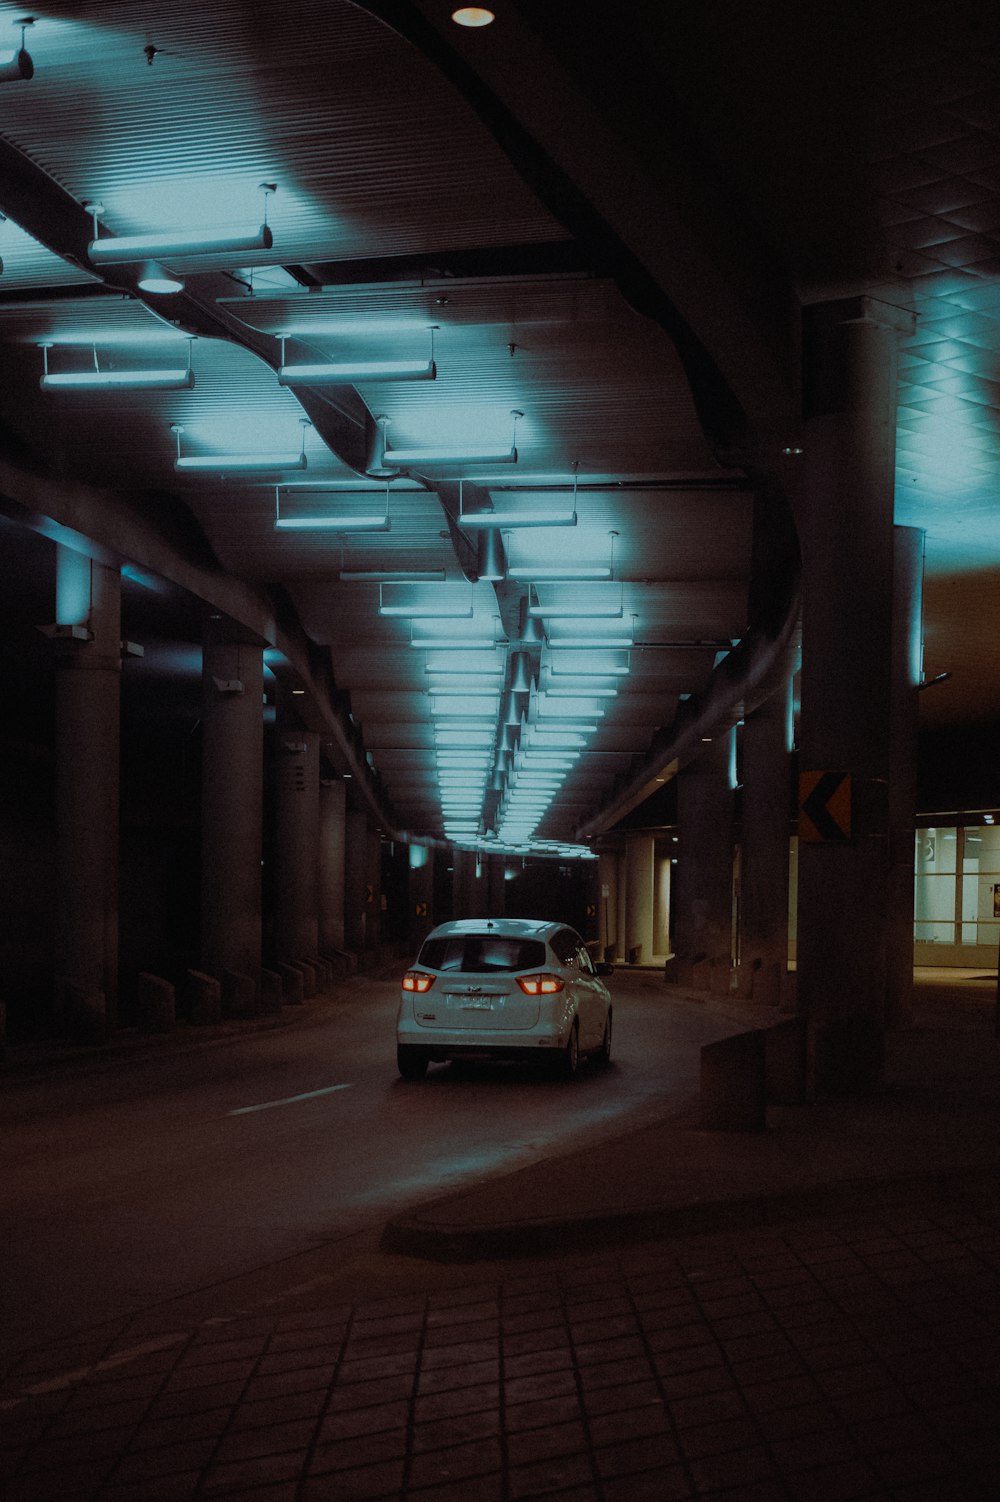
[422,918,573,943]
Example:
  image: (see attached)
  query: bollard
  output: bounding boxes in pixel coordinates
[295,959,317,998]
[700,1028,767,1131]
[222,970,257,1019]
[185,969,221,1026]
[259,969,284,1014]
[765,1017,808,1105]
[275,962,304,1006]
[137,973,176,1034]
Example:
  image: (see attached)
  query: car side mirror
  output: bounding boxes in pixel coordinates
[595,961,615,977]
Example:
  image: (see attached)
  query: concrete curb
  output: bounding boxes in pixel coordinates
[380,1163,1000,1263]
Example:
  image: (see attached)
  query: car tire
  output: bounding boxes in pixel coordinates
[593,1011,612,1069]
[556,1021,580,1081]
[397,1045,429,1080]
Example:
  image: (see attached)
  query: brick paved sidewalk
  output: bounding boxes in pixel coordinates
[2,1189,1000,1501]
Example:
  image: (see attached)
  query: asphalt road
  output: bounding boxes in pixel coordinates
[0,970,737,1363]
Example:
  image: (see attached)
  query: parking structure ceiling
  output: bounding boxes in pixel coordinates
[0,0,997,856]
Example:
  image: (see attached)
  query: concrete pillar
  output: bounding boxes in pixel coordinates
[344,807,369,951]
[887,527,924,1029]
[739,674,793,1004]
[273,729,320,960]
[52,548,121,1041]
[486,854,507,915]
[653,847,671,958]
[408,843,434,949]
[200,623,263,979]
[366,826,382,953]
[598,851,618,962]
[624,834,655,965]
[319,778,347,953]
[673,729,736,975]
[452,847,483,919]
[798,296,911,1094]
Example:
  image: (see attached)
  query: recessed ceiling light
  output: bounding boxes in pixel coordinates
[451,7,495,26]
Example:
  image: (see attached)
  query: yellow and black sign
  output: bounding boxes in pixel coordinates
[585,903,597,920]
[799,771,852,843]
[366,882,375,904]
[415,900,428,917]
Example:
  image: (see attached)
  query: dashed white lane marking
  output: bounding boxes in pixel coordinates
[228,1082,353,1116]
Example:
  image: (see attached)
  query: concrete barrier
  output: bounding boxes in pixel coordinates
[222,970,257,1019]
[275,962,304,1006]
[700,1028,767,1131]
[765,1016,808,1105]
[259,969,284,1014]
[137,973,175,1034]
[185,970,221,1026]
[61,982,107,1045]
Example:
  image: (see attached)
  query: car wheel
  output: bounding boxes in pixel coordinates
[593,1010,612,1069]
[556,1021,580,1080]
[397,1045,429,1080]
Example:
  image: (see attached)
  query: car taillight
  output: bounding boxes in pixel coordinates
[402,970,435,993]
[517,973,565,996]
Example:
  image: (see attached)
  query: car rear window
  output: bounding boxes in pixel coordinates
[418,935,547,973]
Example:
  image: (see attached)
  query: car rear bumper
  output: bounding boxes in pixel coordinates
[396,1017,568,1055]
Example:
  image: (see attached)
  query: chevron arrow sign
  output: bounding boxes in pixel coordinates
[799,770,852,843]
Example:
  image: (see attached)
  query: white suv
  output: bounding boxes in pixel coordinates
[396,917,614,1080]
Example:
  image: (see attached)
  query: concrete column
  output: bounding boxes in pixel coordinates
[887,526,924,1028]
[798,296,911,1094]
[319,778,347,954]
[624,834,655,965]
[344,807,369,952]
[739,674,793,1004]
[273,729,320,960]
[200,623,263,979]
[52,548,121,1040]
[653,847,671,958]
[452,847,483,918]
[366,826,383,953]
[673,729,736,973]
[598,851,619,962]
[408,844,434,949]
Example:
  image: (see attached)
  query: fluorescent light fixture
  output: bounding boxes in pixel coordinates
[545,684,618,697]
[275,485,390,531]
[412,636,503,650]
[39,342,194,391]
[509,566,610,580]
[548,653,630,676]
[173,421,308,474]
[426,660,504,676]
[459,475,578,529]
[383,443,517,468]
[87,186,275,266]
[434,730,494,746]
[340,570,445,582]
[529,591,623,620]
[378,411,521,470]
[546,635,634,649]
[278,328,436,386]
